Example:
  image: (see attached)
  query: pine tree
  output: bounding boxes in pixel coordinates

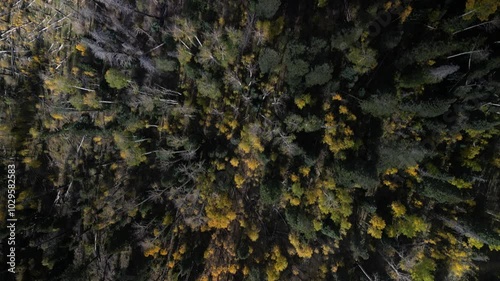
[400,99,455,118]
[360,94,399,118]
[305,63,333,87]
[255,0,281,19]
[258,47,280,74]
[377,142,430,172]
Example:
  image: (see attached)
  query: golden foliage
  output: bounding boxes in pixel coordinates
[294,94,311,109]
[289,233,313,258]
[299,166,310,177]
[384,167,398,175]
[266,246,288,281]
[75,43,87,55]
[205,194,237,229]
[391,201,406,218]
[246,223,260,241]
[83,92,100,108]
[230,157,239,167]
[405,164,419,178]
[245,158,260,171]
[322,99,357,158]
[467,237,484,249]
[50,113,65,120]
[144,245,161,257]
[400,6,413,23]
[448,178,473,189]
[332,93,342,101]
[234,173,245,188]
[367,214,386,239]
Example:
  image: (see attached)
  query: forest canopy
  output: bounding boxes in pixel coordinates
[0,0,499,280]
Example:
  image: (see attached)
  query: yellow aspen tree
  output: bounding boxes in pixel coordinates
[367,214,386,239]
